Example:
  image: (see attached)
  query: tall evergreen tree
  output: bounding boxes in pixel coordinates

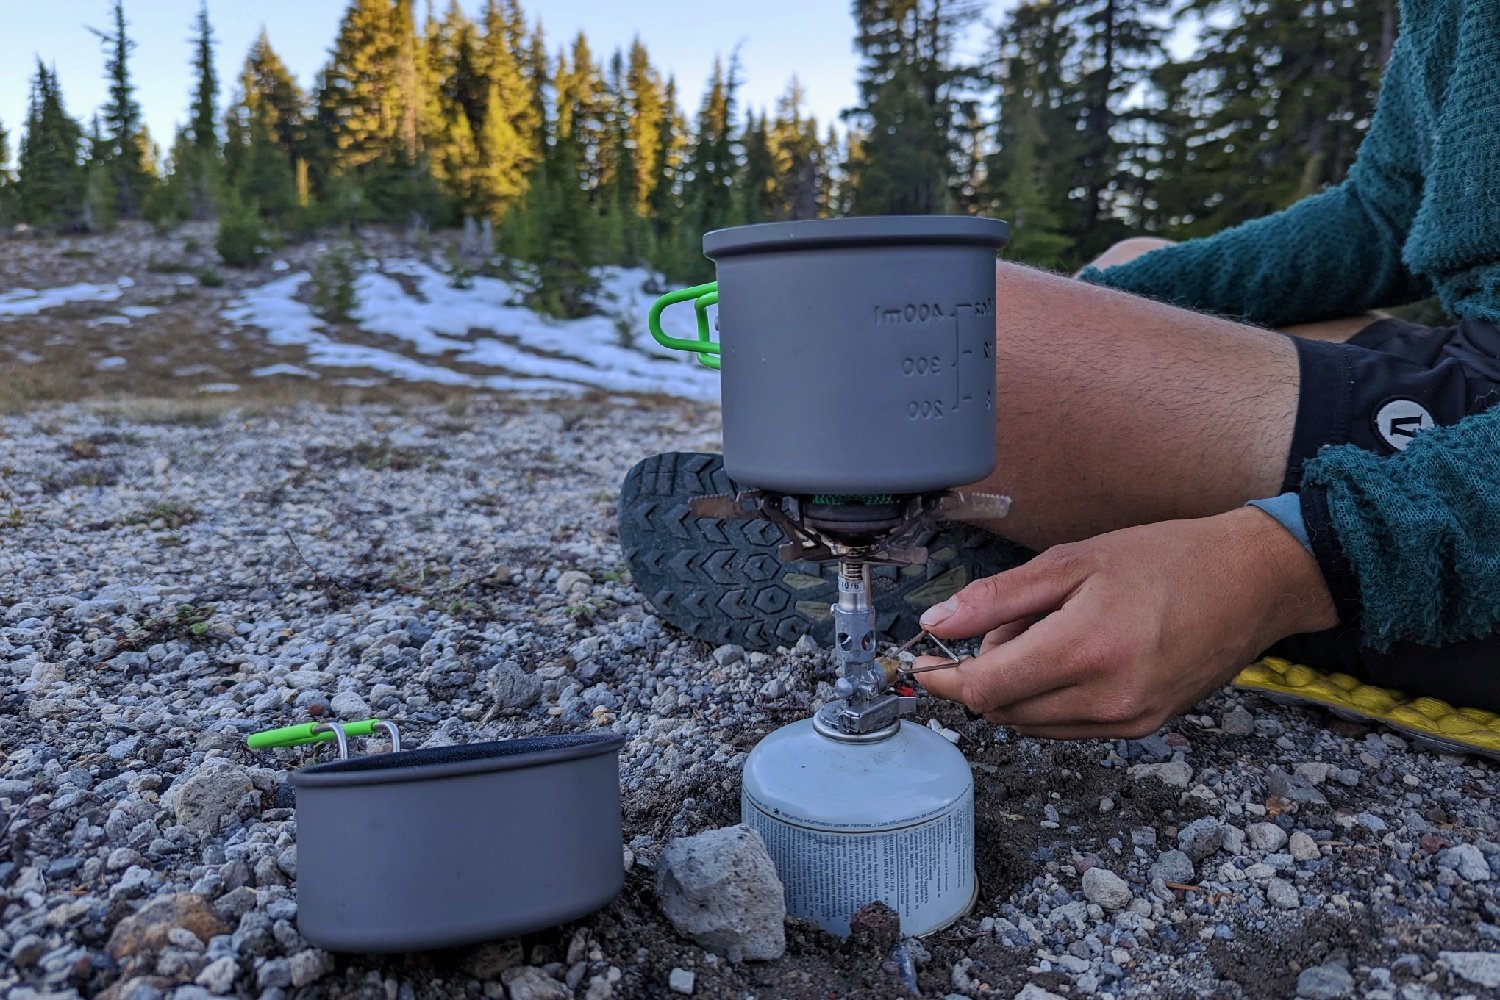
[0,120,13,226]
[16,63,86,231]
[845,0,981,215]
[225,32,307,216]
[190,1,218,152]
[766,78,824,220]
[318,0,403,174]
[679,54,739,274]
[90,0,154,216]
[473,0,537,220]
[737,110,775,224]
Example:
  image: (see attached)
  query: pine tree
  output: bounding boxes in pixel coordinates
[422,1,483,216]
[190,1,218,153]
[678,54,739,276]
[991,62,1070,267]
[737,111,775,224]
[90,0,153,217]
[473,0,537,220]
[318,0,401,174]
[766,78,824,220]
[624,39,666,218]
[846,0,982,216]
[16,63,86,231]
[0,120,13,226]
[644,74,685,276]
[225,32,307,219]
[1152,0,1389,238]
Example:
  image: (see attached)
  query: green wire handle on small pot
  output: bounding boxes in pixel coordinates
[647,282,721,370]
[247,719,380,750]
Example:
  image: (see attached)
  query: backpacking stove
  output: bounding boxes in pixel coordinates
[688,489,1010,737]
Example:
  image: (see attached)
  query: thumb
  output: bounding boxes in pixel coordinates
[919,554,1080,641]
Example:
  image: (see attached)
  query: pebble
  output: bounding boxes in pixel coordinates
[1296,961,1353,999]
[1129,760,1192,788]
[1439,844,1493,882]
[1177,817,1226,861]
[1266,877,1299,909]
[1289,831,1321,862]
[168,763,258,836]
[668,967,696,995]
[1081,867,1132,910]
[1149,850,1195,884]
[1247,822,1288,853]
[502,966,571,1000]
[1221,706,1256,735]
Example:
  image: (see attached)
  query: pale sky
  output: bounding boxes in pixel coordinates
[0,1,1021,160]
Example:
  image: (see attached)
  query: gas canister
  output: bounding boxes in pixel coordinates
[741,717,976,937]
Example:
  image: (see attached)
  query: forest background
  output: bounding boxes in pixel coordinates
[0,0,1396,318]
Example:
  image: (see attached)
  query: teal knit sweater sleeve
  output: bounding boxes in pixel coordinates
[1300,406,1500,650]
[1079,34,1431,327]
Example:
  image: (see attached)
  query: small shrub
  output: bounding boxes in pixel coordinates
[216,203,269,268]
[146,256,192,274]
[196,267,225,288]
[172,602,217,636]
[183,236,201,253]
[128,500,199,529]
[310,243,363,323]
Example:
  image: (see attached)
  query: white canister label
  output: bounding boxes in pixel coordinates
[742,783,975,937]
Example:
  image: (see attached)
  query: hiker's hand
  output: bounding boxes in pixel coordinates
[912,507,1336,739]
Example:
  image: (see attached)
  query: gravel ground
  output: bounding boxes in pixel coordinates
[3,397,1500,1000]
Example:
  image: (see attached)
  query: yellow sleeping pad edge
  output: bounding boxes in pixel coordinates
[1234,657,1500,761]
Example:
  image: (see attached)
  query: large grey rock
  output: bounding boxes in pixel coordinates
[489,662,542,711]
[1177,817,1226,861]
[1296,962,1353,999]
[1081,867,1132,911]
[1441,951,1500,989]
[1289,831,1320,862]
[168,762,258,835]
[656,825,786,962]
[1266,877,1299,909]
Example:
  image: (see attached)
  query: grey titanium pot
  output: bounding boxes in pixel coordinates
[288,731,626,952]
[702,215,1009,495]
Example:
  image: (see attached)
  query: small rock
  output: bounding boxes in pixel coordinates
[1266,877,1299,909]
[501,966,571,1000]
[556,570,593,596]
[1293,762,1331,785]
[1178,817,1226,861]
[1129,761,1192,788]
[712,644,745,667]
[668,967,696,995]
[1441,951,1500,989]
[1295,962,1353,999]
[195,955,238,993]
[1081,868,1132,911]
[847,900,901,953]
[1289,831,1320,862]
[329,691,370,719]
[108,893,228,963]
[656,825,786,962]
[1220,707,1255,735]
[489,662,542,711]
[1438,844,1493,882]
[288,949,333,987]
[1148,850,1194,884]
[169,763,258,835]
[1015,985,1068,1000]
[1247,822,1288,853]
[1266,768,1328,806]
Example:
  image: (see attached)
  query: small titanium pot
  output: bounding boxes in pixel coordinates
[280,726,626,952]
[702,215,1009,495]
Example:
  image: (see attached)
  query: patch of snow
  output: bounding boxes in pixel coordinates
[116,276,135,288]
[0,282,124,318]
[250,363,318,378]
[120,305,159,318]
[198,383,240,393]
[87,316,131,327]
[174,274,198,285]
[13,350,42,364]
[223,261,722,402]
[97,356,128,370]
[271,260,290,272]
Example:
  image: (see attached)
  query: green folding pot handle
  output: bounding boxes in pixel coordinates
[246,719,381,750]
[647,281,721,370]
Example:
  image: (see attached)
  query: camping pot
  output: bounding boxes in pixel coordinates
[256,721,626,952]
[702,215,1009,495]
